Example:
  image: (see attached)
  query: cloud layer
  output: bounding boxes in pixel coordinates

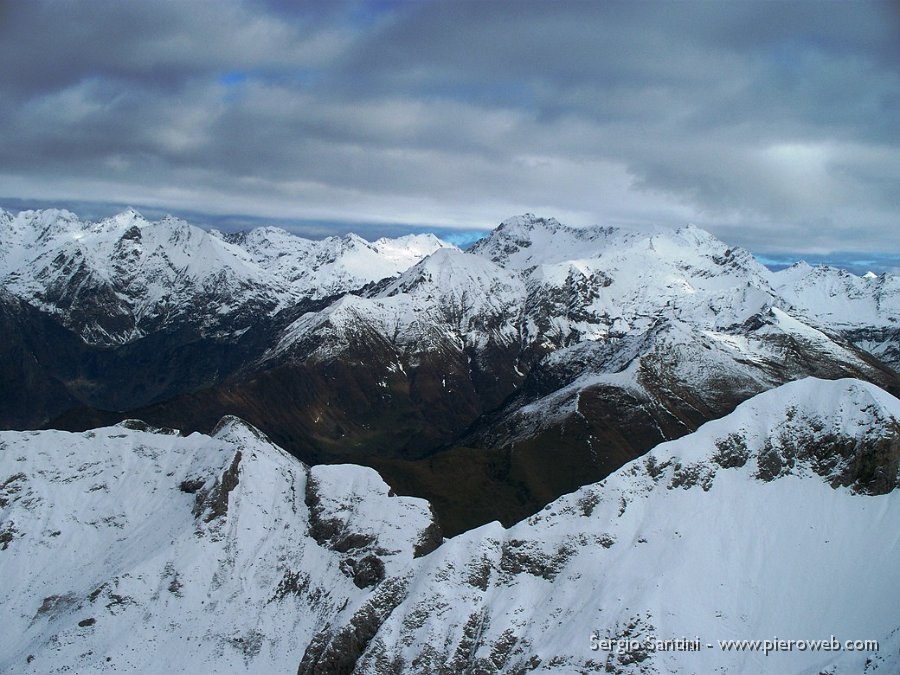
[0,0,897,253]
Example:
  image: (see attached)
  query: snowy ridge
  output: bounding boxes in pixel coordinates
[490,216,780,342]
[0,208,452,344]
[475,214,898,338]
[2,207,896,362]
[267,248,525,362]
[348,377,900,674]
[771,262,900,370]
[1,378,898,673]
[2,206,898,536]
[772,261,900,329]
[3,207,898,673]
[448,215,897,451]
[218,227,454,299]
[457,285,889,456]
[0,417,438,674]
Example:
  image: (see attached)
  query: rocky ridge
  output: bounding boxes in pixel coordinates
[0,378,897,674]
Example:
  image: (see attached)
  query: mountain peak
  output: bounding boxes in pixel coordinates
[211,415,276,446]
[642,376,900,491]
[674,222,721,247]
[341,232,370,247]
[373,232,451,253]
[19,207,81,231]
[383,246,518,298]
[497,213,564,233]
[117,206,144,219]
[474,214,629,268]
[102,208,148,231]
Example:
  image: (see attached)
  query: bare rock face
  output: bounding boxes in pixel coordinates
[191,450,242,523]
[297,577,409,675]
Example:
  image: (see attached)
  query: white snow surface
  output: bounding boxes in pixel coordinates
[1,378,898,674]
[0,417,437,674]
[220,227,454,299]
[771,261,900,329]
[475,214,898,336]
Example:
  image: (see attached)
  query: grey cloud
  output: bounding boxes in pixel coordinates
[0,0,349,98]
[0,0,897,255]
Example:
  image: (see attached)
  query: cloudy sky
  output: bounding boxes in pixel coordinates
[0,0,898,259]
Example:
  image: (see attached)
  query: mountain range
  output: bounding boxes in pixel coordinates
[2,206,899,673]
[1,208,897,533]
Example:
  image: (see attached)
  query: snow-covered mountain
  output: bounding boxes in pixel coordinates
[218,227,453,300]
[266,212,897,376]
[0,415,441,673]
[771,260,900,370]
[3,207,894,363]
[473,214,898,345]
[455,214,899,450]
[2,378,897,673]
[0,208,452,344]
[773,259,900,329]
[267,248,526,362]
[343,377,900,674]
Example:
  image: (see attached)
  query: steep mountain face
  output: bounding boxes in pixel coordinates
[3,208,899,533]
[0,416,441,674]
[268,247,525,363]
[227,249,531,459]
[423,216,899,529]
[772,260,900,370]
[256,214,898,473]
[221,228,453,300]
[2,378,898,674]
[2,209,276,344]
[474,216,778,342]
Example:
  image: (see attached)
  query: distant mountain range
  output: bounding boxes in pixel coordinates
[1,208,898,533]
